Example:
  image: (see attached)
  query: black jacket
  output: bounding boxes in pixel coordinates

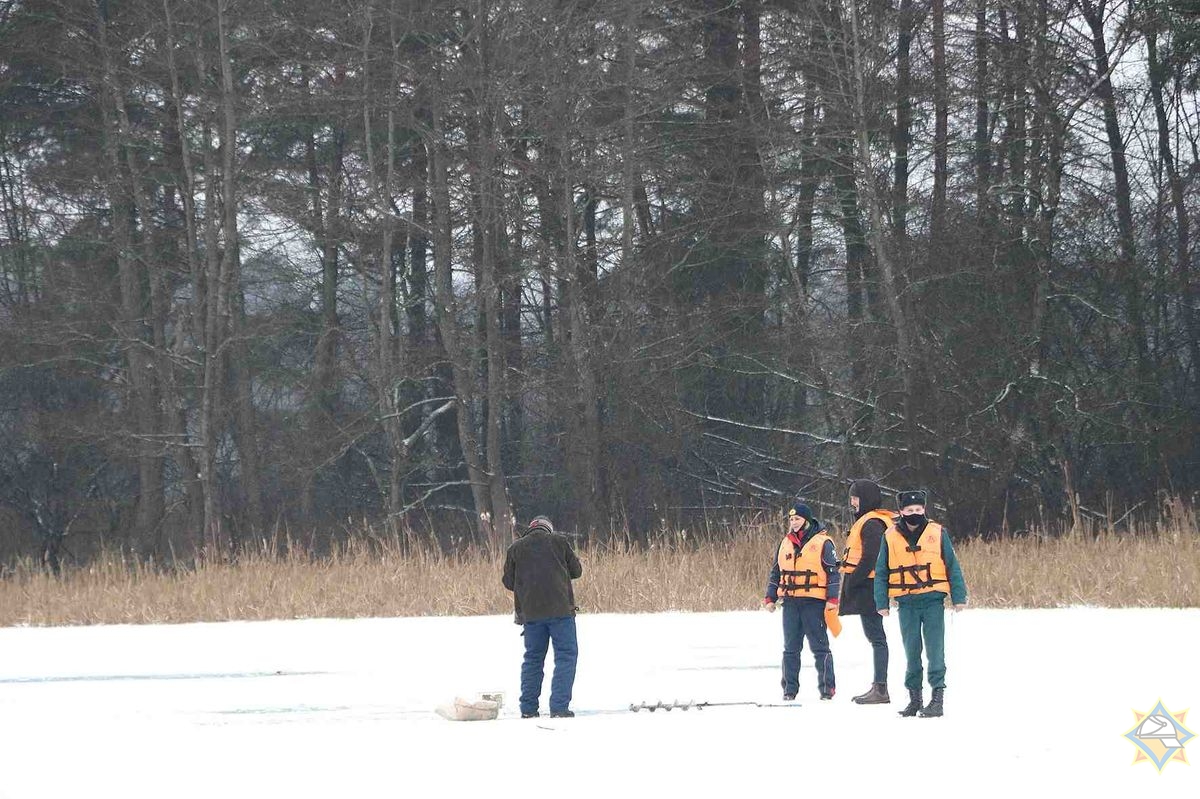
[839,511,890,617]
[502,531,583,624]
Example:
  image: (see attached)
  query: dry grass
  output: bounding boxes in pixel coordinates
[1,508,1197,627]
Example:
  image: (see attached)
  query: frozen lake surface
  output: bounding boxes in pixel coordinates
[0,608,1196,796]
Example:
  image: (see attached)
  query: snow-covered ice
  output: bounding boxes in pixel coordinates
[0,608,1196,796]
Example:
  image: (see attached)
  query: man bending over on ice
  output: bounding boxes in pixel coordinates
[875,490,967,718]
[762,502,840,701]
[502,516,582,719]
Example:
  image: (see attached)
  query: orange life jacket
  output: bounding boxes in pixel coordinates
[776,531,832,599]
[884,522,950,598]
[840,509,895,577]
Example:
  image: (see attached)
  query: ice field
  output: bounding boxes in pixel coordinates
[0,608,1196,797]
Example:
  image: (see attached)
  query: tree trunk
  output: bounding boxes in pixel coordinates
[198,69,227,552]
[621,0,638,272]
[974,0,991,226]
[894,0,915,236]
[363,3,408,524]
[473,0,515,544]
[1147,28,1198,381]
[430,60,495,546]
[118,70,177,558]
[931,0,949,244]
[1028,0,1060,376]
[999,7,1028,233]
[793,96,822,301]
[500,158,525,476]
[218,0,264,540]
[849,0,920,468]
[1081,0,1147,380]
[561,159,605,538]
[301,62,346,520]
[96,3,164,552]
[163,0,209,552]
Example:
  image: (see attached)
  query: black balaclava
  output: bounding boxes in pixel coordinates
[897,490,928,532]
[849,479,882,516]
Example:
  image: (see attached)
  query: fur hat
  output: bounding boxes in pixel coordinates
[896,490,928,509]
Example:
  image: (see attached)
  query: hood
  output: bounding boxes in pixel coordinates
[850,479,883,515]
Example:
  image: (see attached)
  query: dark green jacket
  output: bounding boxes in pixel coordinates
[502,530,583,624]
[874,522,968,611]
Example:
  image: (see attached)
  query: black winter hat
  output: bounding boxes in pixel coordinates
[896,490,928,509]
[788,502,816,523]
[527,516,555,535]
[849,479,883,512]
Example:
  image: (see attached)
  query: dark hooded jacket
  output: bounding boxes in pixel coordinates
[838,480,891,617]
[502,530,582,624]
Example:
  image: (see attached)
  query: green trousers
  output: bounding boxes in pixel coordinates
[898,592,947,691]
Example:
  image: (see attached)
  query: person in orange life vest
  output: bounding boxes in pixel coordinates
[763,502,840,701]
[875,490,967,718]
[838,479,894,705]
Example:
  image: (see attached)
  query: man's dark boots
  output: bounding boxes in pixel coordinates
[899,688,922,717]
[919,688,944,717]
[852,683,890,704]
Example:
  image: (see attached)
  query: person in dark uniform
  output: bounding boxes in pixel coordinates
[762,502,840,701]
[502,516,583,719]
[875,490,968,718]
[838,479,894,704]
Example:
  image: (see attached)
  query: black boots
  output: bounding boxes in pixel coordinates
[899,688,922,717]
[918,688,944,717]
[852,683,891,704]
[899,687,944,717]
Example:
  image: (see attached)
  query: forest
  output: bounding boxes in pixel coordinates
[1,0,1197,564]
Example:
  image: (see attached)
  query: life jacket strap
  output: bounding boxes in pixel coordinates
[887,563,947,590]
[780,568,819,590]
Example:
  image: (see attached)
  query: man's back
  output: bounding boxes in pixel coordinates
[502,531,583,624]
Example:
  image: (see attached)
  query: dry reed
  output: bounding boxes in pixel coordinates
[1,509,1196,627]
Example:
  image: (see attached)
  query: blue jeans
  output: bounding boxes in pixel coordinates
[781,598,834,696]
[520,616,578,715]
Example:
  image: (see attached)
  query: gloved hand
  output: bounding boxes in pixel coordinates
[762,598,777,613]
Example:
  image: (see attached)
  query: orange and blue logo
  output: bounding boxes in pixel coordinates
[1123,700,1194,772]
